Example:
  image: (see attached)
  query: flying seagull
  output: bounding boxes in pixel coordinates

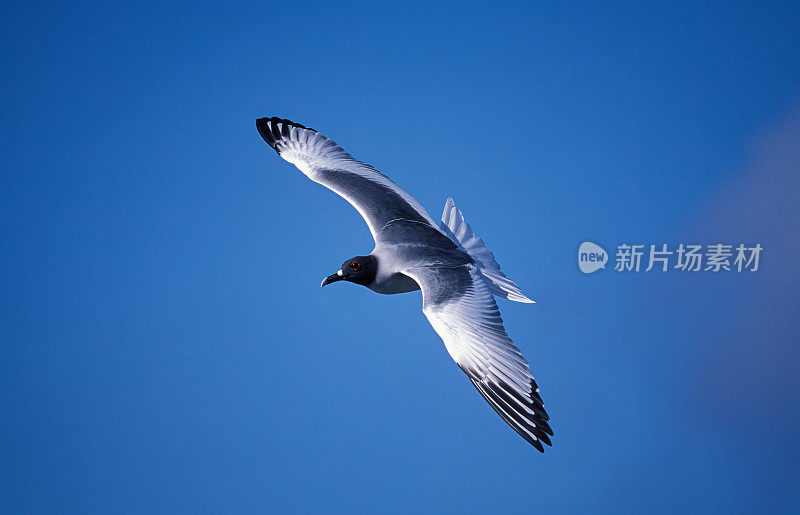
[256,117,553,451]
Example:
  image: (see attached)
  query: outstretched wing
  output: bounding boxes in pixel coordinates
[405,264,553,451]
[256,117,438,241]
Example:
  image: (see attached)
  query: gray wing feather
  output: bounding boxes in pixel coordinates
[256,117,438,241]
[405,264,552,451]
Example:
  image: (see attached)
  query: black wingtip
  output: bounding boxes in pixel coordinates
[255,117,315,155]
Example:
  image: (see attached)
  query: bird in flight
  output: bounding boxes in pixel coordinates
[256,117,553,451]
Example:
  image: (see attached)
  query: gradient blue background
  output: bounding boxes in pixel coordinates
[3,2,800,512]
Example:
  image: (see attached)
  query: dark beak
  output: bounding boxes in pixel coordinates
[321,270,344,288]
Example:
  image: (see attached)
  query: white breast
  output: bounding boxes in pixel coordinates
[369,272,421,294]
[368,245,422,294]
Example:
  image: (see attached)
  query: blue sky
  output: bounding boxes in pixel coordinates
[2,2,800,512]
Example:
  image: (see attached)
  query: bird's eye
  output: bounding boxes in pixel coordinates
[350,260,361,271]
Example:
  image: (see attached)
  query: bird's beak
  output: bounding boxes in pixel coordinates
[321,270,344,288]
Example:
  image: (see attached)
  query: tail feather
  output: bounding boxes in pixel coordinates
[439,198,534,304]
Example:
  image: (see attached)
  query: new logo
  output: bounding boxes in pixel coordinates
[578,242,608,274]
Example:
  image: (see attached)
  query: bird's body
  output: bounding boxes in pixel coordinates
[256,117,553,451]
[368,251,421,294]
[370,221,469,294]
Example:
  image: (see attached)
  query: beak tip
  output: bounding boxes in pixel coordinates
[321,270,344,288]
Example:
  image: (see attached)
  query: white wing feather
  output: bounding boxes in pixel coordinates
[406,264,552,450]
[257,117,438,240]
[439,197,534,303]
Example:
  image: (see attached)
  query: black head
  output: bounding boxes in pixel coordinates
[321,255,378,288]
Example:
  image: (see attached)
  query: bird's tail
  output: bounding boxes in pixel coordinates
[439,198,534,303]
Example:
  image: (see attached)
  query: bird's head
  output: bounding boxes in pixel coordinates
[321,255,378,288]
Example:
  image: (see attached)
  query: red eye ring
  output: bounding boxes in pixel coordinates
[350,260,361,271]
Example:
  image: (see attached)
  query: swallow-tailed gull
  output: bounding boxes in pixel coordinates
[256,117,552,451]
